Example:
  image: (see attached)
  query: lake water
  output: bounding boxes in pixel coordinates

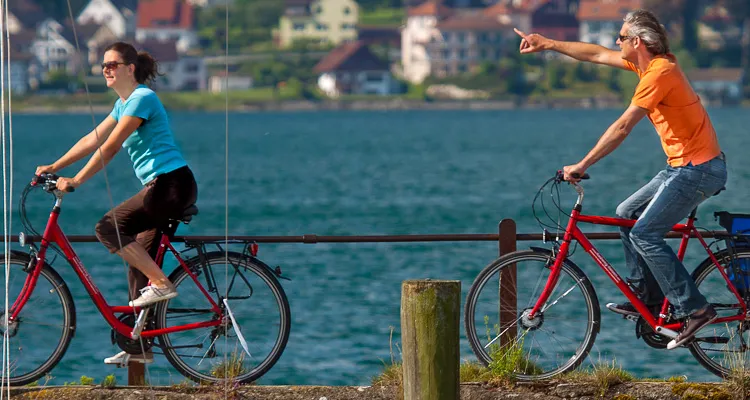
[2,107,749,385]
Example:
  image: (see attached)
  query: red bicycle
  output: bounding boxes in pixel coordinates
[0,174,291,385]
[464,171,749,380]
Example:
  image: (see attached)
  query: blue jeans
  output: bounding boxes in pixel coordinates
[615,154,727,318]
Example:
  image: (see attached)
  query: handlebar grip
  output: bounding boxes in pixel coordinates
[65,187,75,193]
[571,173,590,180]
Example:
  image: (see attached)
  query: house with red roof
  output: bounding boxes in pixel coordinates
[577,0,641,49]
[313,40,398,97]
[136,0,198,53]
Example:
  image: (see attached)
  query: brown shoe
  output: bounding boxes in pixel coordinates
[666,306,718,350]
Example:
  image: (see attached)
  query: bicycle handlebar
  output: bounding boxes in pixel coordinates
[31,173,75,193]
[555,170,590,183]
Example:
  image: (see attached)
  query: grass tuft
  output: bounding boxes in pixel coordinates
[562,360,633,396]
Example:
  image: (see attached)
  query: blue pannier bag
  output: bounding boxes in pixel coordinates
[715,211,750,296]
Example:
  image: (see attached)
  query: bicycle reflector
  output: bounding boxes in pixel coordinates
[18,232,25,247]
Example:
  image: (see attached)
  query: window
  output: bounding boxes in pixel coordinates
[343,6,350,15]
[315,5,322,13]
[442,49,450,60]
[293,23,305,31]
[480,49,487,59]
[458,49,466,60]
[183,80,199,90]
[458,63,467,73]
[316,23,328,31]
[457,32,465,43]
[185,63,200,73]
[364,72,382,82]
[341,23,354,30]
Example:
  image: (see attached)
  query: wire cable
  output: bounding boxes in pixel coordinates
[62,0,156,396]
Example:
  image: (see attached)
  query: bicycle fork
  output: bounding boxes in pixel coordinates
[527,220,579,319]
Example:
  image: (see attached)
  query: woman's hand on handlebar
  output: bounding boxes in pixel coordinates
[35,164,57,176]
[56,177,78,193]
[563,163,587,183]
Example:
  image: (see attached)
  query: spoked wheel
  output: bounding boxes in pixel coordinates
[156,251,290,384]
[689,249,750,377]
[464,249,600,380]
[0,253,75,386]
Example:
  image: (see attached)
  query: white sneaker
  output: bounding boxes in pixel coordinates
[104,351,154,367]
[129,285,178,307]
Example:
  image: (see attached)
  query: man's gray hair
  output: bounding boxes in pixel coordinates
[623,9,670,55]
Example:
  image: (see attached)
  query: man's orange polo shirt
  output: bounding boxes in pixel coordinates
[624,55,720,167]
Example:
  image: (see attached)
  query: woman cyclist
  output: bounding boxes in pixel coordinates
[35,42,198,363]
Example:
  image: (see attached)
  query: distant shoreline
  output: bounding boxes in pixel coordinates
[10,97,744,114]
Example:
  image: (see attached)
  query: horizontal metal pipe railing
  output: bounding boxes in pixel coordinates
[0,230,726,244]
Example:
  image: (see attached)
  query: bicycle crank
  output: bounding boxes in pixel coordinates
[635,317,670,349]
[111,313,155,354]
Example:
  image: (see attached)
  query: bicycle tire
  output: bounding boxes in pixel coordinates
[0,253,76,386]
[156,251,291,384]
[689,248,750,378]
[464,249,600,380]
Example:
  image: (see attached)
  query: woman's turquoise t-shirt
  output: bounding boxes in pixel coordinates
[109,84,187,185]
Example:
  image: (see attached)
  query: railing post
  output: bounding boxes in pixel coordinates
[498,219,517,349]
[401,280,460,400]
[128,363,145,386]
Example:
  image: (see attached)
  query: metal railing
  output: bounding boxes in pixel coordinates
[0,220,727,385]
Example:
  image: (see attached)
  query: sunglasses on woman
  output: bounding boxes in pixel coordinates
[101,61,126,70]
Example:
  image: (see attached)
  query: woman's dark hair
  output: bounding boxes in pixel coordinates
[104,42,161,84]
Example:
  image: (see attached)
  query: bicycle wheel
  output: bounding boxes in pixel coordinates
[464,249,600,380]
[156,251,290,384]
[689,248,750,378]
[0,253,75,386]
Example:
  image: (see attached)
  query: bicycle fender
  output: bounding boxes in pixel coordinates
[10,249,39,272]
[251,257,291,282]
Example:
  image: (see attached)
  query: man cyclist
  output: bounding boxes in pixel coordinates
[514,9,726,349]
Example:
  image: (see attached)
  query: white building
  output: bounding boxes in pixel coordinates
[577,0,641,49]
[314,41,398,97]
[401,1,453,84]
[208,73,253,93]
[76,0,137,39]
[138,40,207,91]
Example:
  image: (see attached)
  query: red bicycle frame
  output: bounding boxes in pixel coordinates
[529,200,746,336]
[9,203,224,340]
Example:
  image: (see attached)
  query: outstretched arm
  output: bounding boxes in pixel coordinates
[563,105,649,181]
[514,28,628,70]
[55,116,142,191]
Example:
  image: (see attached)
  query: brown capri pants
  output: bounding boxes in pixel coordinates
[95,166,198,299]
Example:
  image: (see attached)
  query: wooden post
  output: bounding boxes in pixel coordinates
[128,363,145,386]
[401,280,460,400]
[498,219,517,349]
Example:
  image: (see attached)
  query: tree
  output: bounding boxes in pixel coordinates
[722,0,750,71]
[642,0,700,52]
